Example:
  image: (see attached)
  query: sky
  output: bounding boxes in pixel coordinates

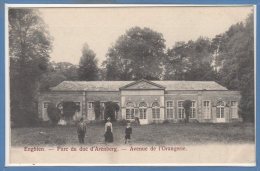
[39,6,253,66]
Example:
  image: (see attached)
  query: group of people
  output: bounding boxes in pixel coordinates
[77,117,132,144]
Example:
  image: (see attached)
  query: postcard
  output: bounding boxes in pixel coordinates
[5,5,256,166]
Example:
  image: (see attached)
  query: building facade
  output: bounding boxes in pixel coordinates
[38,79,242,124]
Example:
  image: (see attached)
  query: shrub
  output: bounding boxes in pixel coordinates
[163,120,170,124]
[104,101,119,121]
[47,103,61,125]
[63,101,77,119]
[182,100,192,123]
[118,119,128,126]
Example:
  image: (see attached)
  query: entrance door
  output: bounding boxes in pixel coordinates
[42,102,50,121]
[216,101,225,123]
[138,102,148,125]
[139,108,148,124]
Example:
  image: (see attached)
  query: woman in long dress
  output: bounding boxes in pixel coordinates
[104,117,113,143]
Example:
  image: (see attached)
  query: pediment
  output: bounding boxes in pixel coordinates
[120,80,165,90]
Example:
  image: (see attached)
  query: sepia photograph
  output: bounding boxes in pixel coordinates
[6,5,255,166]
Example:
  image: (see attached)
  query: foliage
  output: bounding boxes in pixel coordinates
[182,100,192,123]
[104,101,120,121]
[39,71,67,91]
[39,61,79,91]
[78,43,99,81]
[214,13,254,122]
[52,62,79,80]
[47,103,61,124]
[93,101,101,120]
[9,9,52,126]
[63,101,77,119]
[164,37,217,81]
[102,27,166,80]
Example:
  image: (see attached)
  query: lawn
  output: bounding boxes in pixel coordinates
[11,122,255,146]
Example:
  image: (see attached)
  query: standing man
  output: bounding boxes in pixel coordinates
[77,118,87,144]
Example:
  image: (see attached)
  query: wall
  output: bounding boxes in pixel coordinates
[38,91,85,121]
[38,89,241,123]
[121,89,164,123]
[85,91,120,120]
[164,90,241,123]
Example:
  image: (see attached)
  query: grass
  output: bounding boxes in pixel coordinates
[11,122,255,146]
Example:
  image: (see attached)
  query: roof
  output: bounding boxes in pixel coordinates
[50,80,228,91]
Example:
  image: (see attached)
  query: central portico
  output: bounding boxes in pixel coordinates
[120,80,165,124]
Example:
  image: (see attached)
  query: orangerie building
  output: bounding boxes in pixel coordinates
[38,79,242,125]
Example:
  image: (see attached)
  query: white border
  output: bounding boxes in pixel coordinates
[5,3,9,167]
[4,4,256,7]
[4,4,257,167]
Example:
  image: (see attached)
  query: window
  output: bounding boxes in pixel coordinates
[166,101,174,119]
[126,102,135,120]
[43,102,50,108]
[74,102,81,112]
[203,101,211,119]
[152,102,160,119]
[139,102,147,108]
[134,108,139,117]
[190,101,196,118]
[231,101,238,118]
[177,101,185,119]
[139,108,147,119]
[126,108,135,119]
[100,102,105,120]
[216,101,225,118]
[139,102,147,119]
[88,102,93,109]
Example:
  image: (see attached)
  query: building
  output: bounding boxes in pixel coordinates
[38,79,242,124]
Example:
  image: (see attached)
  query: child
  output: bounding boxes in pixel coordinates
[125,122,132,144]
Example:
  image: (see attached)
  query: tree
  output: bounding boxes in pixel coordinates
[215,13,254,122]
[52,62,79,81]
[104,101,120,121]
[103,27,166,80]
[39,61,79,91]
[182,100,192,123]
[78,43,99,81]
[9,9,52,126]
[164,37,217,81]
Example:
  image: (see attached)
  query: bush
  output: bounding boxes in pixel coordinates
[104,101,119,121]
[47,103,61,125]
[11,101,39,127]
[63,101,77,119]
[118,119,128,126]
[163,120,170,124]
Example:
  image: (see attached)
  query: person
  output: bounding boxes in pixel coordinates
[125,122,132,144]
[77,118,86,144]
[104,117,113,143]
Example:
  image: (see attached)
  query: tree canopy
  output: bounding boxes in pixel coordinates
[164,37,217,81]
[102,27,166,80]
[9,9,52,125]
[78,43,99,81]
[39,61,79,91]
[214,13,254,121]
